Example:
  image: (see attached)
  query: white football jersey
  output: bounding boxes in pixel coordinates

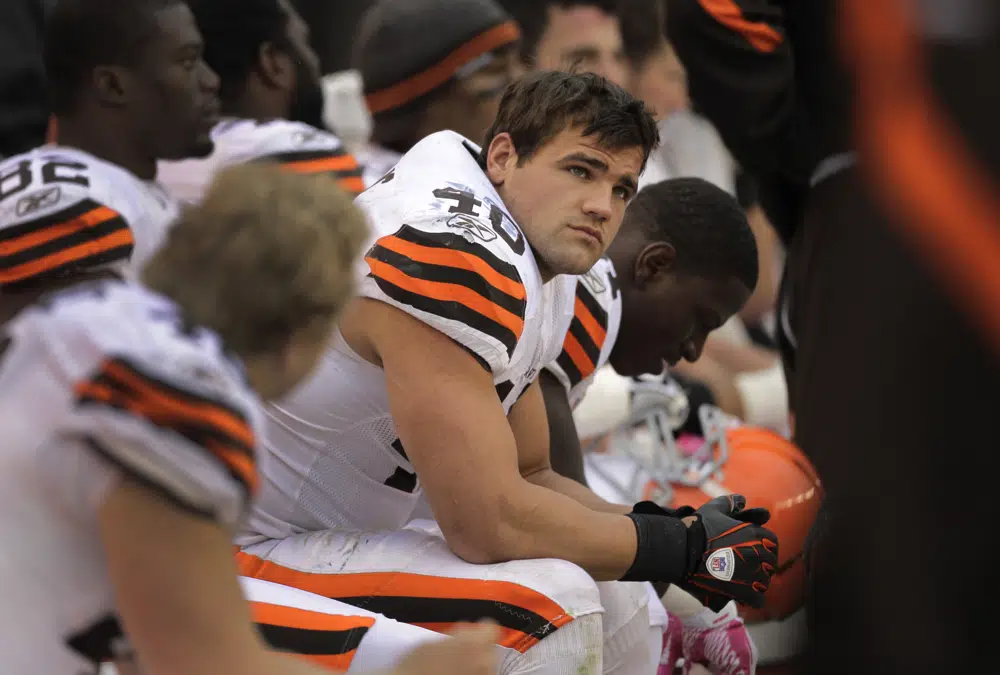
[157,118,364,205]
[0,146,178,286]
[545,257,623,408]
[241,131,577,541]
[0,280,262,674]
[356,142,402,188]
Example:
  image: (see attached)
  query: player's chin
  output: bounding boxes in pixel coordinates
[551,247,602,276]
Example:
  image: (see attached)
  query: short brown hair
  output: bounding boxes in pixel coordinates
[480,70,659,172]
[142,165,370,358]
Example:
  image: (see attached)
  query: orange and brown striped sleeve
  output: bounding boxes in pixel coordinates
[0,197,134,286]
[260,146,366,196]
[74,354,258,522]
[363,224,527,371]
[553,280,611,390]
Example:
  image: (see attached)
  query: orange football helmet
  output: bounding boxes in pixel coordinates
[579,374,821,669]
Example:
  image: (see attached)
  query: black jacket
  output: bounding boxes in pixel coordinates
[665,0,850,241]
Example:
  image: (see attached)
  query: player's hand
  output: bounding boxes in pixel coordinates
[394,621,499,675]
[681,495,778,611]
[680,601,758,675]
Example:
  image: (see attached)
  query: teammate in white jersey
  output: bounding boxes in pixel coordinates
[235,70,772,675]
[0,163,500,675]
[543,178,759,453]
[541,178,764,673]
[0,0,221,324]
[157,0,365,204]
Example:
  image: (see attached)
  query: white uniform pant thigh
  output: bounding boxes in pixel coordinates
[236,521,659,674]
[240,576,444,672]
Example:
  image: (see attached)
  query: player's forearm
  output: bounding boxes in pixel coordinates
[477,478,640,580]
[523,466,631,515]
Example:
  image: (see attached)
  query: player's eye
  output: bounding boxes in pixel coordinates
[568,165,590,179]
[180,57,198,71]
[613,185,631,201]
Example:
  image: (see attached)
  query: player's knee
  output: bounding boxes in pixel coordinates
[504,557,603,619]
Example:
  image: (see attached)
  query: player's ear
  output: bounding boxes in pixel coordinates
[633,241,676,289]
[485,133,518,185]
[257,41,295,91]
[92,66,130,107]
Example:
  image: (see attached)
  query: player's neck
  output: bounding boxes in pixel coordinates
[55,119,156,181]
[223,90,286,126]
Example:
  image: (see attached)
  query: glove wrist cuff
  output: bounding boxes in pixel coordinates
[621,513,697,583]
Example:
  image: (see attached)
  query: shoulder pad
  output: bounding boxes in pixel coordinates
[13,282,259,525]
[216,119,364,195]
[0,150,139,285]
[361,213,529,375]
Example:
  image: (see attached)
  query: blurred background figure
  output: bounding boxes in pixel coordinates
[351,0,519,186]
[0,0,56,157]
[498,0,628,87]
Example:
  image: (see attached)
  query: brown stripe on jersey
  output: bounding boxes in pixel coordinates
[0,198,133,285]
[234,554,574,654]
[365,226,526,357]
[252,601,373,671]
[261,148,365,195]
[555,281,611,386]
[555,351,584,388]
[392,224,523,289]
[75,356,258,494]
[575,283,609,342]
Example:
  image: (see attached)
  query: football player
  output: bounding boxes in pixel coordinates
[0,0,219,323]
[234,70,776,675]
[351,0,520,187]
[541,178,765,673]
[0,164,499,675]
[157,0,365,204]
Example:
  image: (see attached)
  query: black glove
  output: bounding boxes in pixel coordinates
[631,500,695,519]
[680,495,779,611]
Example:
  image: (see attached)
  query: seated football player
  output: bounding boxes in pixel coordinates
[540,177,763,673]
[0,164,499,675]
[157,0,365,204]
[233,70,777,675]
[351,0,520,187]
[0,0,219,323]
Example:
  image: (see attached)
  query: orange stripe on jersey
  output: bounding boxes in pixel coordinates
[236,552,573,653]
[252,603,376,633]
[0,205,119,256]
[367,256,525,343]
[336,176,366,195]
[0,229,134,284]
[75,357,258,493]
[265,148,366,196]
[562,331,596,378]
[282,155,358,174]
[697,0,783,53]
[0,199,135,285]
[378,234,526,301]
[573,296,607,349]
